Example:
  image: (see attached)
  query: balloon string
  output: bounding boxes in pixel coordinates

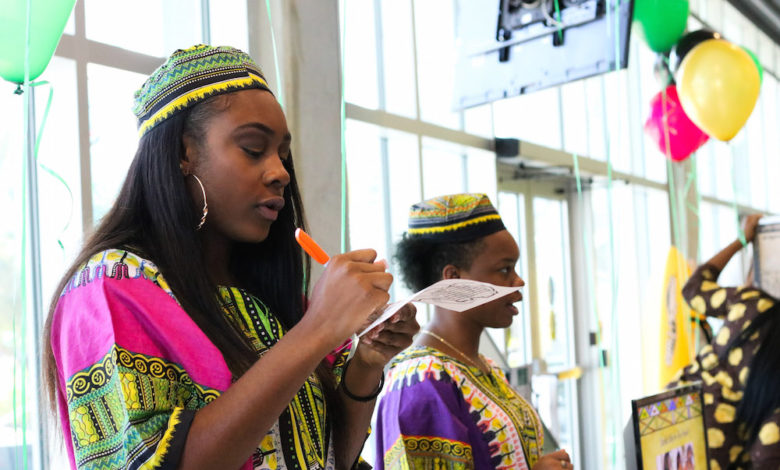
[32,83,73,255]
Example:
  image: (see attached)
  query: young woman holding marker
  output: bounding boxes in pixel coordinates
[44,45,418,470]
[375,193,573,470]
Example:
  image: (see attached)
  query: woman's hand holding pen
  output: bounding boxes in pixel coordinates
[304,249,393,352]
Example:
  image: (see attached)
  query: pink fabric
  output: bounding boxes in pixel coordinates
[51,258,252,470]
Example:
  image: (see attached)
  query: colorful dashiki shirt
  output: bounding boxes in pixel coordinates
[51,249,338,470]
[667,264,780,469]
[375,346,543,470]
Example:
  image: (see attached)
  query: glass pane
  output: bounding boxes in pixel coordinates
[757,32,775,76]
[497,191,530,366]
[345,119,387,260]
[745,98,767,210]
[636,43,667,182]
[342,0,379,109]
[603,71,632,173]
[712,141,734,201]
[561,80,589,158]
[721,2,744,44]
[0,74,26,464]
[702,0,724,33]
[466,147,496,201]
[587,185,673,446]
[35,57,83,302]
[413,0,461,129]
[764,76,780,213]
[695,144,716,197]
[386,129,421,301]
[463,104,493,138]
[421,137,466,198]
[210,0,249,52]
[85,0,201,57]
[379,0,416,118]
[493,88,562,150]
[87,64,147,223]
[699,202,743,286]
[532,196,577,457]
[64,5,76,35]
[584,76,607,160]
[533,197,573,369]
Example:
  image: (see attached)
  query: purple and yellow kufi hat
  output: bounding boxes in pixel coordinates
[407,193,506,243]
[132,44,270,136]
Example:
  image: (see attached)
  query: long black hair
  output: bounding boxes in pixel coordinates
[722,301,780,467]
[43,93,319,412]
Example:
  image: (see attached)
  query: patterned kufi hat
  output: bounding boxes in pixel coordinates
[133,44,270,136]
[407,193,506,243]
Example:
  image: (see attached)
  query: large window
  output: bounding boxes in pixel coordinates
[341,0,780,468]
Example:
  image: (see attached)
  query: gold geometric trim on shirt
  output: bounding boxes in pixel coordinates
[66,345,220,404]
[385,434,474,470]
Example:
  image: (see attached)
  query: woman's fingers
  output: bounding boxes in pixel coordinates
[364,328,416,350]
[533,450,573,470]
[338,248,378,264]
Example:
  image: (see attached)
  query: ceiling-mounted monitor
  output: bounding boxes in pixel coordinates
[454,0,634,109]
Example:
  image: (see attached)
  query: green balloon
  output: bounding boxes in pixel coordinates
[634,0,689,53]
[0,0,77,84]
[742,46,763,84]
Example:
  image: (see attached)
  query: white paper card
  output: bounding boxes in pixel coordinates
[358,279,521,337]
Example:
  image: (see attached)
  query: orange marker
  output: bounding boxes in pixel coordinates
[295,228,330,265]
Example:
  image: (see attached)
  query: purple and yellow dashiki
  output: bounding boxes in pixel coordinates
[51,249,340,470]
[375,346,543,470]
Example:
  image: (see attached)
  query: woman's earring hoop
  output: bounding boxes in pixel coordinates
[190,174,208,230]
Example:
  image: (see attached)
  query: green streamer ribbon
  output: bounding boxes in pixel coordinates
[339,1,347,253]
[15,0,33,466]
[605,1,622,466]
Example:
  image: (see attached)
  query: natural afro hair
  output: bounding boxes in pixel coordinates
[394,233,485,292]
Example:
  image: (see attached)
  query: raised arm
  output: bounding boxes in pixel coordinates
[682,215,763,318]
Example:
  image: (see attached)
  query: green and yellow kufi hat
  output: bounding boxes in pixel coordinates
[133,44,270,136]
[407,193,506,243]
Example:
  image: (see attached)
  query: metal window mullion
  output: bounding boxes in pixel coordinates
[201,0,211,45]
[373,0,386,110]
[379,136,394,289]
[409,0,425,203]
[72,0,94,237]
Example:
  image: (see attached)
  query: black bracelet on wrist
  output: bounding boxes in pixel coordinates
[340,359,385,402]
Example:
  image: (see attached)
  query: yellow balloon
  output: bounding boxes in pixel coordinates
[677,39,760,141]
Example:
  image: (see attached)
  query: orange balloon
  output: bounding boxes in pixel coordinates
[677,39,760,141]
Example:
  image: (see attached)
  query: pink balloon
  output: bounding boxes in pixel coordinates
[644,85,709,161]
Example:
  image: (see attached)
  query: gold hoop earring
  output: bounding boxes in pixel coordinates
[189,174,208,230]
